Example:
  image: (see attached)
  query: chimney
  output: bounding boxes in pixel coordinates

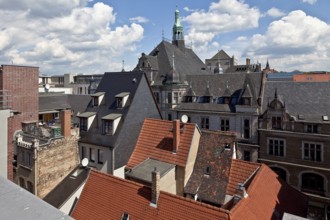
[246,58,250,66]
[236,183,248,198]
[173,120,180,153]
[151,167,160,206]
[60,110,71,138]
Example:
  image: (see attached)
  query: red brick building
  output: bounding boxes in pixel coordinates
[0,65,39,180]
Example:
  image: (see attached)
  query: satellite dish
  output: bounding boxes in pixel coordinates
[181,115,188,123]
[81,158,89,167]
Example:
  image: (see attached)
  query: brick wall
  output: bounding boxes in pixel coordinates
[0,65,39,180]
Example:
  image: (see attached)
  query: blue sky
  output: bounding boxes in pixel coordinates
[0,0,329,74]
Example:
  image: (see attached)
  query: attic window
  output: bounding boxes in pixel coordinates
[90,92,105,107]
[322,115,329,121]
[225,144,231,150]
[205,166,210,175]
[121,212,130,220]
[102,113,122,135]
[115,92,130,108]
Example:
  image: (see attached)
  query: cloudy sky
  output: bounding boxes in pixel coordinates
[0,0,329,75]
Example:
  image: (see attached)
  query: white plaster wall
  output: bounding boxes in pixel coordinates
[60,182,86,214]
[0,110,10,178]
[114,165,125,179]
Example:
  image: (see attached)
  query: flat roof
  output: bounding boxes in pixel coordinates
[77,112,96,118]
[0,176,72,220]
[126,158,175,183]
[115,92,130,98]
[90,92,105,97]
[102,113,122,120]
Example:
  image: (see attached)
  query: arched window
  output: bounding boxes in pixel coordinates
[301,173,324,194]
[271,167,287,182]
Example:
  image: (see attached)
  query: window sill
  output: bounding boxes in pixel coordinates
[19,164,32,171]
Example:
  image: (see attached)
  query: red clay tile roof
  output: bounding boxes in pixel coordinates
[71,170,230,220]
[126,118,197,169]
[230,164,308,220]
[226,159,260,196]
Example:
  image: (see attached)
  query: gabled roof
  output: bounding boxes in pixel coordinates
[147,40,210,85]
[79,72,162,168]
[43,166,91,209]
[262,81,330,121]
[184,130,237,205]
[230,164,308,220]
[126,118,197,169]
[175,73,262,112]
[226,159,260,196]
[71,170,230,220]
[0,176,72,220]
[210,49,231,60]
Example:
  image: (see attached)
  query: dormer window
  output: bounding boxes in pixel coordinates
[78,112,97,132]
[243,97,251,105]
[271,116,282,130]
[90,92,105,107]
[102,113,122,135]
[205,166,210,175]
[306,124,318,133]
[121,212,130,220]
[115,92,130,108]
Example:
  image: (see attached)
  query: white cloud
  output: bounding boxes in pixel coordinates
[183,0,260,61]
[240,10,330,71]
[129,16,149,23]
[301,0,317,5]
[0,2,144,74]
[266,7,285,18]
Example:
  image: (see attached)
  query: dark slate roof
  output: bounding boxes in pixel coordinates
[184,130,237,206]
[146,40,210,85]
[39,93,71,112]
[125,158,175,183]
[79,71,161,168]
[262,81,330,121]
[67,95,92,124]
[174,73,262,112]
[0,176,72,220]
[210,49,231,60]
[225,64,260,73]
[43,166,91,209]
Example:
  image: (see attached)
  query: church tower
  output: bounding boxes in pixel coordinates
[172,7,185,50]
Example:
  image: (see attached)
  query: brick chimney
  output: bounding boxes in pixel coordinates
[246,58,250,66]
[60,110,71,138]
[173,120,180,153]
[151,167,160,206]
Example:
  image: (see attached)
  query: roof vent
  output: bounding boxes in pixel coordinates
[323,115,329,121]
[132,78,137,83]
[121,212,130,220]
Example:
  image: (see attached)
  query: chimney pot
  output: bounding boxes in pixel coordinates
[246,58,250,66]
[151,167,160,206]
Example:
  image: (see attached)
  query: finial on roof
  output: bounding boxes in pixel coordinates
[266,59,270,69]
[274,88,278,99]
[226,81,229,89]
[162,29,164,41]
[207,80,210,89]
[122,60,125,72]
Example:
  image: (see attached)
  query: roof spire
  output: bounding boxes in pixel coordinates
[172,6,184,47]
[122,60,125,72]
[162,29,164,41]
[274,88,278,99]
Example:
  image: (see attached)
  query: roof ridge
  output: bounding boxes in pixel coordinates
[232,158,260,167]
